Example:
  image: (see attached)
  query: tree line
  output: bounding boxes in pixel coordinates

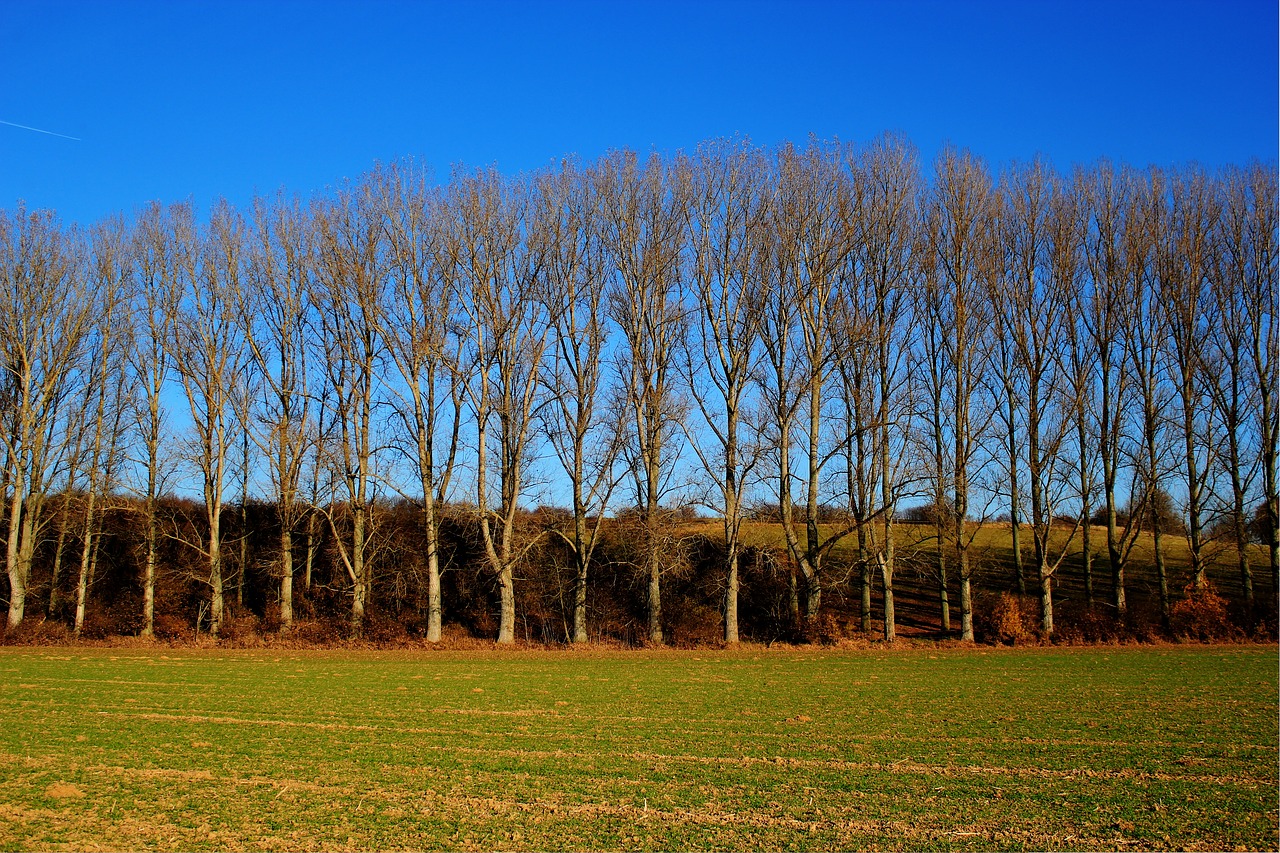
[1,135,1275,645]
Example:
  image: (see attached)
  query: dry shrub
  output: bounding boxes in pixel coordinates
[1250,599,1278,642]
[429,623,498,650]
[1120,600,1166,643]
[78,608,125,641]
[151,612,193,641]
[975,592,1040,645]
[1053,601,1125,644]
[801,612,845,646]
[359,611,414,646]
[286,617,350,645]
[667,603,723,648]
[1169,581,1241,641]
[1,618,71,646]
[219,612,266,647]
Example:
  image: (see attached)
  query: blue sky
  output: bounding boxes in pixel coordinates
[2,0,1276,226]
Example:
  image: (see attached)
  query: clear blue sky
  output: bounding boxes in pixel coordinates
[2,0,1276,226]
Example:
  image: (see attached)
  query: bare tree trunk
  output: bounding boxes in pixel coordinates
[598,151,687,646]
[73,491,98,635]
[47,499,69,617]
[724,536,740,645]
[858,524,872,634]
[280,528,294,629]
[6,489,27,630]
[1007,396,1025,595]
[1077,414,1095,607]
[304,507,316,592]
[929,148,995,643]
[1,208,90,631]
[878,549,895,643]
[209,515,224,636]
[142,497,157,637]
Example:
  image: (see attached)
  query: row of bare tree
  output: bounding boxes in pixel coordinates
[1,136,1275,643]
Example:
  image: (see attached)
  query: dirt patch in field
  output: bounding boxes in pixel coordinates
[44,782,84,799]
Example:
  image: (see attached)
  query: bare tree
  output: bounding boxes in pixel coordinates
[168,201,248,637]
[1157,166,1219,590]
[310,179,386,636]
[679,140,770,644]
[928,147,997,642]
[538,159,622,643]
[130,202,184,637]
[451,169,550,644]
[838,134,920,642]
[598,151,688,645]
[762,140,857,630]
[0,206,93,630]
[242,192,315,631]
[72,216,134,635]
[375,161,465,643]
[1212,163,1278,611]
[1235,163,1278,594]
[984,242,1028,596]
[1078,162,1146,616]
[1002,160,1085,635]
[913,221,954,632]
[1124,168,1176,622]
[1061,176,1100,607]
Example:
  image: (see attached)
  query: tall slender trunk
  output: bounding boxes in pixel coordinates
[1260,356,1279,595]
[47,500,69,617]
[351,576,367,632]
[804,373,822,624]
[1039,571,1054,636]
[424,496,442,643]
[879,550,895,643]
[646,484,663,645]
[73,491,99,635]
[933,436,950,633]
[644,401,664,644]
[141,494,157,637]
[209,514,224,637]
[955,368,973,641]
[498,564,515,644]
[1099,365,1126,615]
[1153,517,1170,626]
[279,528,294,630]
[571,506,589,644]
[6,488,41,632]
[858,526,872,634]
[1144,408,1170,624]
[955,464,973,641]
[304,511,317,591]
[724,544,739,645]
[1077,416,1094,606]
[723,429,740,645]
[350,507,366,636]
[1183,421,1206,591]
[1007,396,1025,594]
[6,487,27,631]
[937,542,950,633]
[1265,434,1279,597]
[237,524,247,607]
[1080,512,1093,605]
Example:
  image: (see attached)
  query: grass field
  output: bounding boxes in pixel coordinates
[0,645,1275,851]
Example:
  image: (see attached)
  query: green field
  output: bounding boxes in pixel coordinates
[0,645,1275,851]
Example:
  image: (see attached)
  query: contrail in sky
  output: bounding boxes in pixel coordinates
[0,119,80,141]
